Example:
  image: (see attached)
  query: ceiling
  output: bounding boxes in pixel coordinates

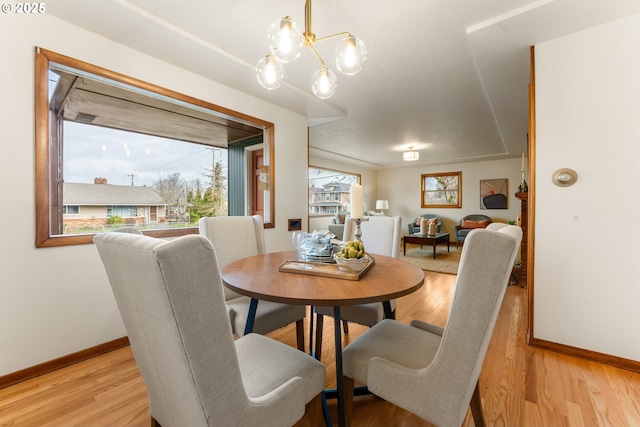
[47,0,640,170]
[51,69,263,146]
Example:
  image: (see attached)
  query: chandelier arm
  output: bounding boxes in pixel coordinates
[306,42,327,68]
[313,32,353,44]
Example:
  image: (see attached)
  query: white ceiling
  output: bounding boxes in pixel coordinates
[47,0,640,170]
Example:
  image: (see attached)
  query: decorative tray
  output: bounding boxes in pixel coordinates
[278,256,375,281]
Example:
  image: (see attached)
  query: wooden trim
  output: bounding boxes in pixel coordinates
[420,171,463,208]
[34,47,51,248]
[527,45,536,343]
[35,47,276,247]
[0,337,129,389]
[529,337,640,374]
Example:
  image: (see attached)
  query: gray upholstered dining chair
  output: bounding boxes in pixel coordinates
[314,215,402,360]
[94,232,326,427]
[340,225,522,427]
[199,216,306,351]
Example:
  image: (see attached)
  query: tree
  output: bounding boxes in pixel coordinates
[152,172,187,217]
[198,152,227,217]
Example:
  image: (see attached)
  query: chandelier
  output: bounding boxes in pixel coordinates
[255,0,367,99]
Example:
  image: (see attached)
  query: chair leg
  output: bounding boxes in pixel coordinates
[306,393,324,427]
[470,381,486,427]
[314,313,324,360]
[342,320,349,334]
[295,319,305,351]
[150,417,161,427]
[343,376,355,427]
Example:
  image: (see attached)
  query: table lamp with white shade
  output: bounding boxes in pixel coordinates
[375,199,389,215]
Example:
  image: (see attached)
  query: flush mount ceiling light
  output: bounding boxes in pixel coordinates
[255,0,367,99]
[403,146,419,161]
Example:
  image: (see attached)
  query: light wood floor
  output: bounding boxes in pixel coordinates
[2,271,640,426]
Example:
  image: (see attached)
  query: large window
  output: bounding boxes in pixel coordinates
[308,167,360,216]
[35,48,276,247]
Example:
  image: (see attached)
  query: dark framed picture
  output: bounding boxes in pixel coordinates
[480,179,508,209]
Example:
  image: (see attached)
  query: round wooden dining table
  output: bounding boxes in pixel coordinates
[221,250,425,427]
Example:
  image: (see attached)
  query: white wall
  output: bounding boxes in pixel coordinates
[535,13,640,360]
[376,159,524,238]
[0,14,309,375]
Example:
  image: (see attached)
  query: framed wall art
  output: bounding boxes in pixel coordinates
[421,172,462,208]
[480,178,508,209]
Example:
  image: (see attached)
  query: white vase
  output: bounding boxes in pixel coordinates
[428,222,436,235]
[420,218,428,235]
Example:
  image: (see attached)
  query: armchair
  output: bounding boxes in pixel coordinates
[328,212,347,240]
[453,214,492,248]
[407,214,442,235]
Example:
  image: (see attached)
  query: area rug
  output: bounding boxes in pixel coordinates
[400,243,461,275]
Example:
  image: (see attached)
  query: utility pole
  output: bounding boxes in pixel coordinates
[127,173,137,186]
[205,147,215,174]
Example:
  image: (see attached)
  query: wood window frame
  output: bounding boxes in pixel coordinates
[420,171,462,208]
[35,47,275,247]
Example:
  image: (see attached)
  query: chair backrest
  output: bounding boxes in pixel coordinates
[486,222,509,232]
[343,216,402,258]
[112,226,143,234]
[94,232,249,427]
[428,225,521,426]
[198,215,265,300]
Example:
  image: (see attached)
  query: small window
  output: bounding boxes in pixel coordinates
[63,205,79,215]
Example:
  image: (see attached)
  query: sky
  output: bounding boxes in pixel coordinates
[308,167,359,189]
[63,122,226,189]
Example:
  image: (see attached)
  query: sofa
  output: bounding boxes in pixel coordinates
[328,213,347,240]
[453,214,492,247]
[407,214,442,235]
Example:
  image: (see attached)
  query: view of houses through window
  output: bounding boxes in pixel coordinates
[308,167,360,216]
[62,121,228,235]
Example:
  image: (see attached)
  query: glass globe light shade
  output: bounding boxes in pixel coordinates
[335,35,367,75]
[268,16,302,63]
[311,68,337,99]
[256,54,284,90]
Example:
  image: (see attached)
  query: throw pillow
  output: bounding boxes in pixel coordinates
[461,219,490,229]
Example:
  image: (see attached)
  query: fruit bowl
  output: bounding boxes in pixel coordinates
[333,254,369,272]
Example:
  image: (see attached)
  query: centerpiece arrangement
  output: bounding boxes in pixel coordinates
[282,234,374,280]
[292,230,334,262]
[334,240,369,272]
